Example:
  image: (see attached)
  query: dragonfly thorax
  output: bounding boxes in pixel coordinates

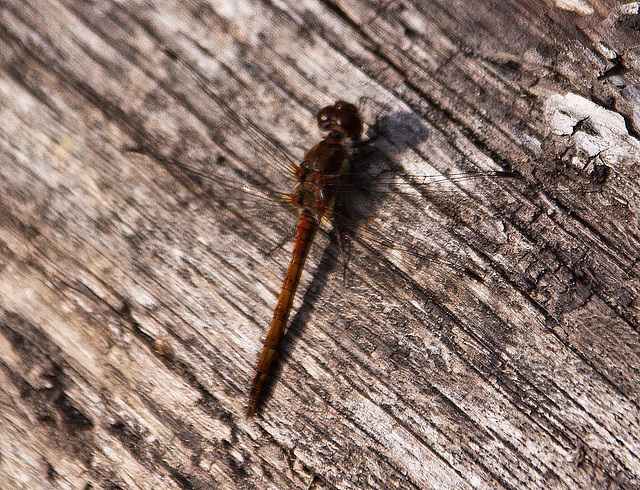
[289,107,361,219]
[291,171,334,219]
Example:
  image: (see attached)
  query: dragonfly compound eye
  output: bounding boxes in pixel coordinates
[334,100,356,111]
[317,105,337,131]
[335,107,363,140]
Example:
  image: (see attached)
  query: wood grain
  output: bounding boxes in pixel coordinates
[1,0,639,488]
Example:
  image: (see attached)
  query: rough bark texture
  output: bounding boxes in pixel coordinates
[1,1,639,489]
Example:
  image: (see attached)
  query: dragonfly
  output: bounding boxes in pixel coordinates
[134,53,519,416]
[165,99,519,416]
[246,100,363,416]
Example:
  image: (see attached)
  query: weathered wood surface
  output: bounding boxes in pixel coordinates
[1,0,639,488]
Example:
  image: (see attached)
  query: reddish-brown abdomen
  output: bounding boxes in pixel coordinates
[247,213,318,416]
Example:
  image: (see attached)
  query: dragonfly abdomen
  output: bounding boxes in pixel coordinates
[247,212,319,416]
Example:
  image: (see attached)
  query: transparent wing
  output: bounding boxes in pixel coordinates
[154,142,520,282]
[155,50,522,278]
[329,167,520,283]
[163,46,300,183]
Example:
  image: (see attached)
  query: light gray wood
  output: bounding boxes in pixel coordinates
[1,0,639,488]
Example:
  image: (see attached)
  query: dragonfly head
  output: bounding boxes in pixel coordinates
[317,100,363,141]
